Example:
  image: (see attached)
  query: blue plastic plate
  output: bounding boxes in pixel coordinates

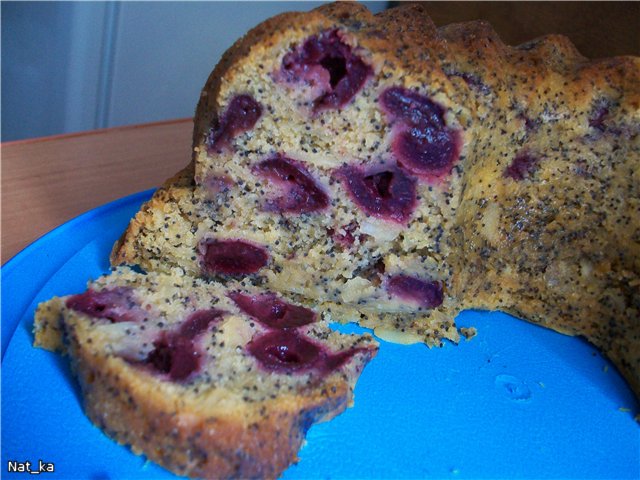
[2,191,639,479]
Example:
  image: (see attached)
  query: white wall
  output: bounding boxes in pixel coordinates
[2,1,388,141]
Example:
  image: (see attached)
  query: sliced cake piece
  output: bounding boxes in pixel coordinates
[112,2,639,398]
[34,267,377,479]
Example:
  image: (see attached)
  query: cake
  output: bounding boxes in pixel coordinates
[112,2,640,398]
[34,267,377,479]
[35,2,639,478]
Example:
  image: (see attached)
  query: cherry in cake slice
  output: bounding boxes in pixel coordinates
[34,267,377,479]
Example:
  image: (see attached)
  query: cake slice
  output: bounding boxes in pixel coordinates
[112,3,639,396]
[34,267,377,479]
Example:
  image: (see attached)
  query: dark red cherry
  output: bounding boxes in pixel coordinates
[320,345,375,375]
[318,57,371,111]
[336,164,417,223]
[503,152,539,181]
[323,348,370,372]
[207,95,262,152]
[146,335,199,382]
[393,127,461,177]
[228,292,316,329]
[201,239,269,276]
[381,87,447,129]
[247,330,322,373]
[281,30,372,111]
[381,87,461,178]
[66,287,144,323]
[179,309,225,339]
[387,274,443,309]
[253,155,329,213]
[248,330,374,375]
[145,336,174,374]
[144,309,223,381]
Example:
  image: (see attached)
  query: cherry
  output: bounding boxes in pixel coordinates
[381,87,447,129]
[143,309,224,381]
[207,95,262,152]
[280,30,372,111]
[247,330,321,373]
[336,164,417,223]
[380,87,461,179]
[247,330,373,375]
[392,127,460,178]
[66,287,144,323]
[253,155,329,213]
[146,335,199,381]
[228,291,316,329]
[200,239,269,276]
[387,274,443,309]
[178,309,226,339]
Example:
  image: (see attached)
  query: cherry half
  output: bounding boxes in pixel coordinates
[336,164,417,224]
[387,274,443,309]
[380,87,461,179]
[207,95,262,153]
[247,330,373,375]
[253,155,329,214]
[228,291,316,329]
[280,30,372,111]
[247,330,321,373]
[200,239,269,276]
[144,309,224,381]
[66,287,145,323]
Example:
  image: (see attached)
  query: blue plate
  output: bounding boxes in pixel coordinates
[2,191,639,479]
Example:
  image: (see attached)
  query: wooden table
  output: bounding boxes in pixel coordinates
[1,119,193,263]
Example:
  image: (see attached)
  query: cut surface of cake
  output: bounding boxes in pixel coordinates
[112,2,640,397]
[34,267,377,479]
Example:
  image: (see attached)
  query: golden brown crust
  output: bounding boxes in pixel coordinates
[73,346,350,479]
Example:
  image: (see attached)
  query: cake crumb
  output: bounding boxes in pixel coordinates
[460,327,477,340]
